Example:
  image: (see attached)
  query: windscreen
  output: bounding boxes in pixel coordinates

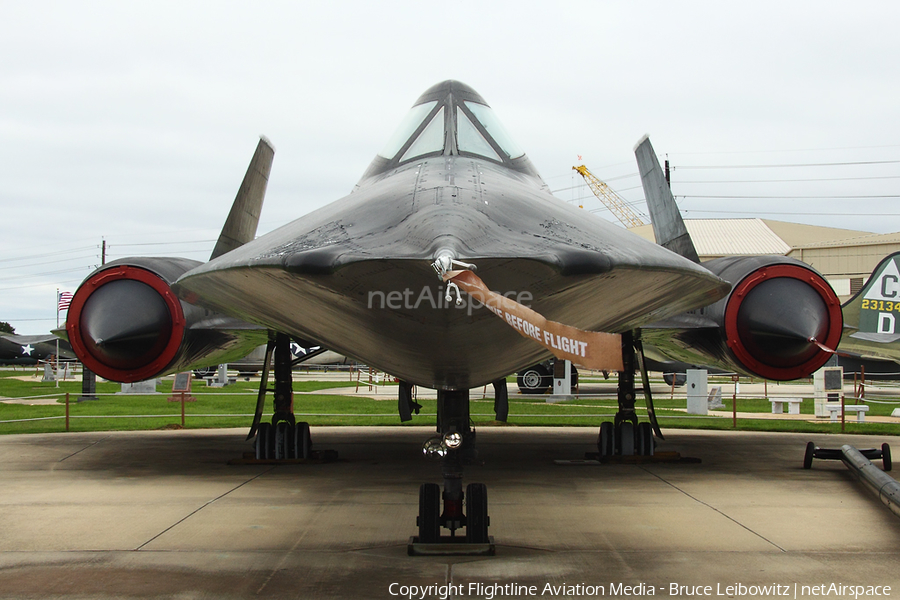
[377,101,438,160]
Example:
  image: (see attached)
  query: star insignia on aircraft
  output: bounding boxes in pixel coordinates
[21,344,34,356]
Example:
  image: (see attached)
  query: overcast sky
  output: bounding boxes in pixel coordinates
[2,1,899,334]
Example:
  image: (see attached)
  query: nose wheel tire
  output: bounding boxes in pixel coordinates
[618,422,635,456]
[417,483,441,543]
[465,483,490,543]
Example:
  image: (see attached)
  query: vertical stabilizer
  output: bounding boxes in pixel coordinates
[842,252,900,337]
[210,136,276,260]
[634,135,700,263]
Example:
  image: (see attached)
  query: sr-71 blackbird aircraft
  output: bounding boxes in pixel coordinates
[62,81,844,546]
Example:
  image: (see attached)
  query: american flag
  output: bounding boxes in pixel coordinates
[58,291,73,312]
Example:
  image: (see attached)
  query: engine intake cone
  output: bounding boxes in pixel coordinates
[80,279,173,370]
[735,277,828,368]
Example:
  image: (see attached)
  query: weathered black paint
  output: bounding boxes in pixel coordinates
[175,81,728,389]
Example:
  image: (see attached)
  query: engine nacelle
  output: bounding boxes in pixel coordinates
[66,257,266,383]
[645,256,843,381]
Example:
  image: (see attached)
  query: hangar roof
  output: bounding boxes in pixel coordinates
[630,218,872,257]
[793,229,900,249]
[687,219,791,255]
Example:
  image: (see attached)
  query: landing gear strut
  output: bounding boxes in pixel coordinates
[410,389,494,555]
[596,330,659,459]
[249,332,315,460]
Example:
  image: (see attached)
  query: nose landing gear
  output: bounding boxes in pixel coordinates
[409,389,495,556]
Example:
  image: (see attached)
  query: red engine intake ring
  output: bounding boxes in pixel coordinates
[66,266,186,383]
[724,264,842,381]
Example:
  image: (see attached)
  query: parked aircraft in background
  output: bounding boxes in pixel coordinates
[0,333,75,365]
[222,343,354,377]
[60,82,843,546]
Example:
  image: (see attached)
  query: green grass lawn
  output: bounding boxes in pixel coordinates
[1,371,898,436]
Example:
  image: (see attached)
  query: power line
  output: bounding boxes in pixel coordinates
[675,174,900,184]
[682,209,900,217]
[0,265,97,282]
[562,184,643,199]
[564,193,649,220]
[550,172,639,194]
[547,166,638,183]
[673,159,900,170]
[0,253,99,272]
[105,250,211,262]
[671,143,900,155]
[0,278,89,292]
[0,245,98,264]
[0,318,59,322]
[678,194,900,199]
[110,239,215,248]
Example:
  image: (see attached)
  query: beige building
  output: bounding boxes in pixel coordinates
[629,219,900,302]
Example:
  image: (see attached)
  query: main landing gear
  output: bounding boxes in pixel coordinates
[410,389,494,556]
[595,330,662,459]
[248,332,325,461]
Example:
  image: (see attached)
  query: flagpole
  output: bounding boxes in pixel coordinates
[55,288,60,388]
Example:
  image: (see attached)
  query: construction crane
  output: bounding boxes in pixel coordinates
[572,165,645,229]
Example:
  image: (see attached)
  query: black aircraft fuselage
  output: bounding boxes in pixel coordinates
[173,81,727,389]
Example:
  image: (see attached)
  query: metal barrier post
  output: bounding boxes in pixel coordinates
[842,393,846,432]
[732,375,738,428]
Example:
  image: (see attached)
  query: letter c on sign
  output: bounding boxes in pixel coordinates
[882,274,899,298]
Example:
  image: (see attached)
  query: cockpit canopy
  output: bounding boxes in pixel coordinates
[359,80,543,182]
[377,98,525,164]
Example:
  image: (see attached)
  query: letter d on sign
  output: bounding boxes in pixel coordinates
[878,312,896,334]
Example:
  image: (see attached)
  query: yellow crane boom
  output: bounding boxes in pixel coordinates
[572,165,645,228]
